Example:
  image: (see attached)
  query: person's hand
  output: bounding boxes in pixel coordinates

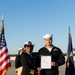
[30,69,35,75]
[51,62,56,66]
[37,67,41,74]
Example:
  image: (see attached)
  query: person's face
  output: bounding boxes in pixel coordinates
[24,45,33,53]
[44,37,52,46]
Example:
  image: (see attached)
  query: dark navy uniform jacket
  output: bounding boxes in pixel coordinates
[36,46,65,75]
[20,51,35,75]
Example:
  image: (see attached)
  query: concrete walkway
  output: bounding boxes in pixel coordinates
[6,60,65,75]
[6,57,75,75]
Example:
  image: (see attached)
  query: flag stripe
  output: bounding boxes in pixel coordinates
[0,62,11,75]
[0,59,11,70]
[0,55,10,66]
[0,50,9,62]
[0,49,8,58]
[0,46,7,54]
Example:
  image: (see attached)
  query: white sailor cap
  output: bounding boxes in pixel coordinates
[18,48,23,50]
[43,34,53,39]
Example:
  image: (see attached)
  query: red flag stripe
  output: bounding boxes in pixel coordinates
[0,62,11,75]
[0,55,10,66]
[0,50,9,62]
[0,46,7,54]
[0,58,11,70]
[0,49,8,58]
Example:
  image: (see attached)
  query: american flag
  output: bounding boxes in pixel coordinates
[0,16,11,75]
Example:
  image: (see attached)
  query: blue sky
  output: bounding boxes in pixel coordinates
[0,0,75,54]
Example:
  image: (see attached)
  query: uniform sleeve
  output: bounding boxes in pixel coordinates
[35,53,40,67]
[15,55,21,68]
[20,53,30,75]
[57,49,65,66]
